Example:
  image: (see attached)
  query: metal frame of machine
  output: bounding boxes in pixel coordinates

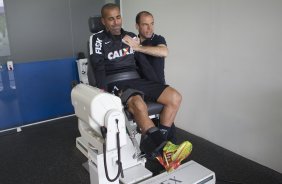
[71,82,215,184]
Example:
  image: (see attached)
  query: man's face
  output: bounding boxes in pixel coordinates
[136,15,154,39]
[102,7,122,35]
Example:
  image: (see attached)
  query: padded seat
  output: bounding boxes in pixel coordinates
[125,101,163,121]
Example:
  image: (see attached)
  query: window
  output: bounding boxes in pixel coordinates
[0,0,10,56]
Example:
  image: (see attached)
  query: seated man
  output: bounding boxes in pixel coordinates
[88,3,192,171]
[123,11,167,84]
[123,10,178,143]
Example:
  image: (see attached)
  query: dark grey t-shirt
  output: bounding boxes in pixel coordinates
[141,33,167,84]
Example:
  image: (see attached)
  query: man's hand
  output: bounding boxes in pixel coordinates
[123,35,168,57]
[122,35,141,51]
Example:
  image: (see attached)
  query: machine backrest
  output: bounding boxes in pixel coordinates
[87,16,105,86]
[88,16,105,33]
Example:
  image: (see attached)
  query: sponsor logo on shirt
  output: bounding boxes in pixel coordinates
[108,47,134,60]
[95,37,102,54]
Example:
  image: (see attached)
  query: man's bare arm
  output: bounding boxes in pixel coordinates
[122,35,168,57]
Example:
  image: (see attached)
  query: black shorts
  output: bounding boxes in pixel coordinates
[108,79,169,102]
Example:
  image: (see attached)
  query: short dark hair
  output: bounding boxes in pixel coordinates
[136,11,153,24]
[101,3,120,18]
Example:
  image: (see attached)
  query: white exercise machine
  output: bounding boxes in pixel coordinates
[71,84,216,184]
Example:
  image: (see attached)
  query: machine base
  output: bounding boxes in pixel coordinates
[120,164,153,184]
[77,136,215,184]
[140,160,215,184]
[76,136,89,157]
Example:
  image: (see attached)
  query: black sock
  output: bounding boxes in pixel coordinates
[158,124,171,140]
[167,123,177,143]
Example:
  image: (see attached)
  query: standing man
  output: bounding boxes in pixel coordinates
[89,3,191,172]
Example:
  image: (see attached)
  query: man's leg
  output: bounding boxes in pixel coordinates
[127,95,166,158]
[127,95,154,134]
[157,87,182,126]
[126,92,192,172]
[156,88,193,172]
[157,87,182,141]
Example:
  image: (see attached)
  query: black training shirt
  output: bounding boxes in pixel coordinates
[89,29,138,90]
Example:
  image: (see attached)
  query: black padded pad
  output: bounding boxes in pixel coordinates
[87,16,104,86]
[88,16,105,33]
[146,102,164,116]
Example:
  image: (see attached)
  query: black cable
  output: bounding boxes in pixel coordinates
[101,119,124,182]
[116,131,124,178]
[103,143,122,182]
[115,119,124,178]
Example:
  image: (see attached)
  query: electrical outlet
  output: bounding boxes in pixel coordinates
[7,61,14,71]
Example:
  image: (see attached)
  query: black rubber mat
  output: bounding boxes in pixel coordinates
[0,116,281,184]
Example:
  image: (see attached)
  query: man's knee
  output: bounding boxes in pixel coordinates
[171,89,182,107]
[159,87,182,108]
[120,88,144,104]
[127,95,147,113]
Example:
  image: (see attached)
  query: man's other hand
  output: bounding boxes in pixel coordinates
[122,35,141,51]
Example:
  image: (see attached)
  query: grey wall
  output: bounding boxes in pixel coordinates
[121,0,282,173]
[69,0,105,58]
[4,0,105,63]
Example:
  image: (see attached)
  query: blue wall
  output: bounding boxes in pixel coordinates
[0,58,78,130]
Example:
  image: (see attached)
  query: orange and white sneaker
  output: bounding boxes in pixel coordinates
[156,141,192,172]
